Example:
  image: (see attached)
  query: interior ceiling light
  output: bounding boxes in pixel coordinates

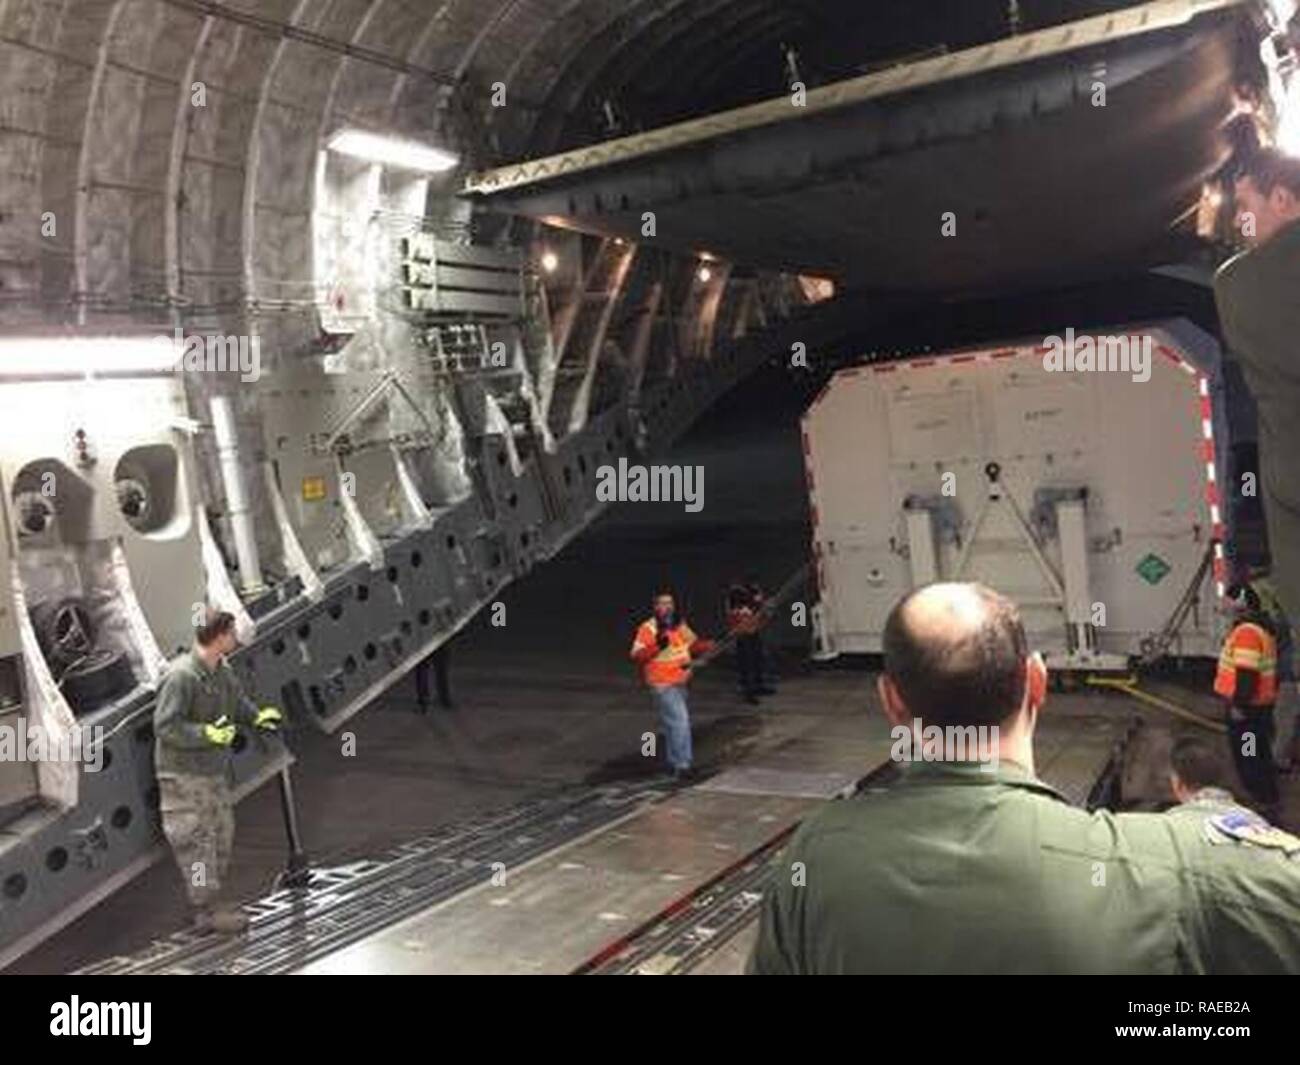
[327,129,459,173]
[0,337,181,378]
[1275,81,1300,154]
[1265,0,1297,27]
[1259,1,1300,153]
[541,251,559,273]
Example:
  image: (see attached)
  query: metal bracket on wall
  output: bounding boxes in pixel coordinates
[0,280,808,964]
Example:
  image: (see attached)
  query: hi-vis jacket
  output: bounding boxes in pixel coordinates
[630,618,710,687]
[1214,621,1279,707]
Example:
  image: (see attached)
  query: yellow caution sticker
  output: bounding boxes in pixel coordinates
[302,475,328,502]
[1206,810,1300,855]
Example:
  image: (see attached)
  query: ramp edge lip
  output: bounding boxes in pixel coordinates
[463,0,1247,196]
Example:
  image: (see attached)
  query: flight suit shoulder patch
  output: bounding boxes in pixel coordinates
[1204,810,1300,856]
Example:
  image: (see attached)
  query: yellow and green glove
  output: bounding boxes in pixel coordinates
[203,715,237,747]
[253,706,283,732]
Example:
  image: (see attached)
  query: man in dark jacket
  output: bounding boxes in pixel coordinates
[1214,148,1300,654]
[727,580,776,704]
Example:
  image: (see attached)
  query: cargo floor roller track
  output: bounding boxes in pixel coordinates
[79,691,1140,976]
[576,715,1137,977]
[79,778,675,976]
[575,824,794,975]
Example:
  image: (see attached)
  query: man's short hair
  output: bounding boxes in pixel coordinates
[195,610,237,646]
[882,583,1028,727]
[1170,735,1228,792]
[1236,148,1300,198]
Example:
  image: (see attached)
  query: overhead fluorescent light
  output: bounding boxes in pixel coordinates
[0,337,181,378]
[1265,0,1297,28]
[1275,77,1300,154]
[327,129,459,173]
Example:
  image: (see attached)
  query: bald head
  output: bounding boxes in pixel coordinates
[882,583,1029,727]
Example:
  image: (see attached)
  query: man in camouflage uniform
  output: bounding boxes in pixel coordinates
[749,583,1300,975]
[154,610,281,934]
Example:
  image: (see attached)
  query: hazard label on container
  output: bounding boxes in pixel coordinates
[1136,553,1171,585]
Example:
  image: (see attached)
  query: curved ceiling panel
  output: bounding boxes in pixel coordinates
[0,0,1250,329]
[466,2,1254,296]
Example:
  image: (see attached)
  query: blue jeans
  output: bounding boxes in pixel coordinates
[651,684,692,771]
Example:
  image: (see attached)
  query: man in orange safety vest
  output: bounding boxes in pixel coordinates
[630,590,714,779]
[1216,582,1281,818]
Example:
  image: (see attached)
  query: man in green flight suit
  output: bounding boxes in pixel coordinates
[748,582,1300,975]
[1214,148,1300,658]
[154,610,282,934]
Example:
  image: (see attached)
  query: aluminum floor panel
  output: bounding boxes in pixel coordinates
[296,702,1133,974]
[688,921,761,976]
[295,788,819,975]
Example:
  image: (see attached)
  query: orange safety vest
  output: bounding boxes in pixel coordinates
[1214,621,1278,706]
[630,618,698,687]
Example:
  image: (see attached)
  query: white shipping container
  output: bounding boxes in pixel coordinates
[803,323,1230,670]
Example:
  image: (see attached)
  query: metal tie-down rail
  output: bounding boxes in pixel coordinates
[79,778,674,975]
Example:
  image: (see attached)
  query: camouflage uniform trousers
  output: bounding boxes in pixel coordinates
[157,770,234,909]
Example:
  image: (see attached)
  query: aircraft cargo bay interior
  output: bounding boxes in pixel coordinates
[1,0,1300,1002]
